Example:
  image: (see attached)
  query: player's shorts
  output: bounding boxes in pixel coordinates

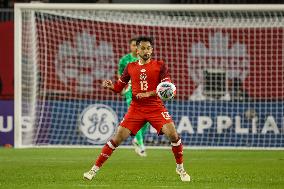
[119,102,174,135]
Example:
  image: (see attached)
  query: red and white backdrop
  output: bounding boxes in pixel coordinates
[36,19,284,100]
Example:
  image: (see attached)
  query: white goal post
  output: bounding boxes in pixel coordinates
[14,3,284,149]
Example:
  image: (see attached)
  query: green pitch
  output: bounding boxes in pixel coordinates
[0,148,283,189]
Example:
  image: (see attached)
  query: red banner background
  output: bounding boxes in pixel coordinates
[36,19,284,100]
[0,21,14,99]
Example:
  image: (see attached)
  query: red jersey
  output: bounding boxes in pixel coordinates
[113,60,171,104]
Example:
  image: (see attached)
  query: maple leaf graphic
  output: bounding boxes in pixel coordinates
[55,31,115,92]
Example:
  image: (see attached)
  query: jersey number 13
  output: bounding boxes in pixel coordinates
[140,81,148,91]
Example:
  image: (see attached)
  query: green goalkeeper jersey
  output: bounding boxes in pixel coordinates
[118,53,138,76]
[118,53,139,106]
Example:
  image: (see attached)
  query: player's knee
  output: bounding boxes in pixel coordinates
[112,135,124,146]
[112,134,124,145]
[113,126,131,145]
[165,130,179,142]
[162,125,178,141]
[169,133,179,143]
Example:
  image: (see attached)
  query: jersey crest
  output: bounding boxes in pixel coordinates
[140,72,147,80]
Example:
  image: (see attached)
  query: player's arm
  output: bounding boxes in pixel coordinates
[158,61,177,98]
[136,90,156,99]
[159,61,172,83]
[103,64,130,93]
[118,57,131,95]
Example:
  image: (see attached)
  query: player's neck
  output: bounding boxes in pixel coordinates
[131,52,137,58]
[138,59,151,65]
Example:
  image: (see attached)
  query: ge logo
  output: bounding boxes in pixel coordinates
[79,104,118,144]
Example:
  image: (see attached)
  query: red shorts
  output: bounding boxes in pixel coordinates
[119,102,174,135]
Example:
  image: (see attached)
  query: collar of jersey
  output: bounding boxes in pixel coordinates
[138,60,151,65]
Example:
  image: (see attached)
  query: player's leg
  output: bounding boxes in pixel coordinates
[125,90,148,157]
[148,106,190,182]
[84,104,145,181]
[161,122,190,182]
[132,122,150,157]
[83,126,131,180]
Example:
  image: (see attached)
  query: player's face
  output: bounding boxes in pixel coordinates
[137,41,153,61]
[130,41,137,54]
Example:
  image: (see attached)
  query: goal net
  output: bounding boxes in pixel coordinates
[15,4,284,148]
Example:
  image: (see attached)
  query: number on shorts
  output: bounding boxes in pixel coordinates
[161,112,171,120]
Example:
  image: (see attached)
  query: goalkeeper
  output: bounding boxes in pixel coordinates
[118,37,150,157]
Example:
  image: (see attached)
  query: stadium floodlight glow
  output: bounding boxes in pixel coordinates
[15,3,284,149]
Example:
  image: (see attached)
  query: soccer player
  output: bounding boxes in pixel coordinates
[118,37,150,157]
[83,36,190,182]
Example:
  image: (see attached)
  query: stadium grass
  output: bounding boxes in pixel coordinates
[0,148,283,189]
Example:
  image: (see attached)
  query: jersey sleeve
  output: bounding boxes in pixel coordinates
[113,64,131,93]
[159,61,171,83]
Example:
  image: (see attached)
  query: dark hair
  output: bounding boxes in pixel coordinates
[136,36,154,46]
[129,37,137,44]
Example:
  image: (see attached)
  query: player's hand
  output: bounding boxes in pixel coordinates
[102,80,114,90]
[136,92,150,99]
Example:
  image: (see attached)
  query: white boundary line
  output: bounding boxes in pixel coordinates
[17,145,284,150]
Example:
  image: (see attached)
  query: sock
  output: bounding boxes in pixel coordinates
[135,129,144,146]
[171,138,183,165]
[176,163,184,170]
[91,165,100,172]
[95,139,117,168]
[135,123,149,147]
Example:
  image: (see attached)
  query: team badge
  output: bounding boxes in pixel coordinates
[140,73,147,80]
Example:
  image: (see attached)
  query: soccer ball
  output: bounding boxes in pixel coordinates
[156,82,176,101]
